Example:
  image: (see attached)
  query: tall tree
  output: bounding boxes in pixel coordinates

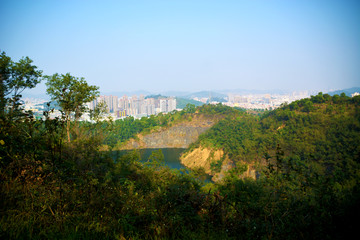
[45,73,99,142]
[0,51,42,115]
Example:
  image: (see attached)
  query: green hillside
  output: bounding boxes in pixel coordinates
[188,93,360,175]
[176,97,204,109]
[2,52,360,239]
[2,92,360,239]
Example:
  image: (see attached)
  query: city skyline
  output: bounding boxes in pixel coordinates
[22,90,313,120]
[88,95,177,118]
[21,89,360,121]
[1,0,359,95]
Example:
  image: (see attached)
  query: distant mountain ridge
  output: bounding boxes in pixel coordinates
[326,87,360,96]
[175,97,204,109]
[218,89,291,95]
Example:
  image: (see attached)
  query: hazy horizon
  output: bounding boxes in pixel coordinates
[1,0,359,95]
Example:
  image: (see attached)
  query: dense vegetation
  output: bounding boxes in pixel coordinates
[187,93,360,173]
[1,52,360,239]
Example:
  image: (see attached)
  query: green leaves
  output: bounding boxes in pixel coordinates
[0,51,42,115]
[45,73,99,119]
[44,73,99,141]
[10,56,42,92]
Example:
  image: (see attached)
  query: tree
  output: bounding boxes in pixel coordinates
[184,103,196,113]
[302,100,314,112]
[0,51,42,115]
[89,101,108,122]
[311,92,325,103]
[45,73,99,142]
[145,149,165,169]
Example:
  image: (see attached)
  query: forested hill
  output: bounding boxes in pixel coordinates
[3,51,360,239]
[182,93,360,181]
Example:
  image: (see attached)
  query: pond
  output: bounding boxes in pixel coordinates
[112,148,187,169]
[112,148,213,182]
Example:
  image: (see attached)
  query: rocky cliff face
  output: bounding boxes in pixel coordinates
[118,115,216,150]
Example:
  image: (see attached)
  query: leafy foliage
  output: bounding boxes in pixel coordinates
[0,51,42,115]
[44,73,99,142]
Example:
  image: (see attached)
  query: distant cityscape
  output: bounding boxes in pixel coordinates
[197,91,311,110]
[22,89,360,121]
[88,95,177,118]
[23,95,177,121]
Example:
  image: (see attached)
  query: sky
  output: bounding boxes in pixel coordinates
[1,0,359,95]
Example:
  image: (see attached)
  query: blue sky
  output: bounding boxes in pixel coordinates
[1,0,359,94]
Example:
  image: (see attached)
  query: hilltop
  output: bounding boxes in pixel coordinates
[181,93,360,180]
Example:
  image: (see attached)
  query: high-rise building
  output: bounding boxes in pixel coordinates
[167,98,176,112]
[88,95,177,118]
[160,99,167,113]
[112,95,118,113]
[119,95,129,112]
[159,98,176,113]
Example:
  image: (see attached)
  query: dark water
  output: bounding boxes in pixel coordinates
[112,148,187,169]
[112,148,213,182]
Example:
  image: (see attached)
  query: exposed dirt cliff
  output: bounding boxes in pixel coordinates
[117,115,217,150]
[180,146,257,181]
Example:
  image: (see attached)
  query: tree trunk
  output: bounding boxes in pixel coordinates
[66,114,71,142]
[0,78,6,116]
